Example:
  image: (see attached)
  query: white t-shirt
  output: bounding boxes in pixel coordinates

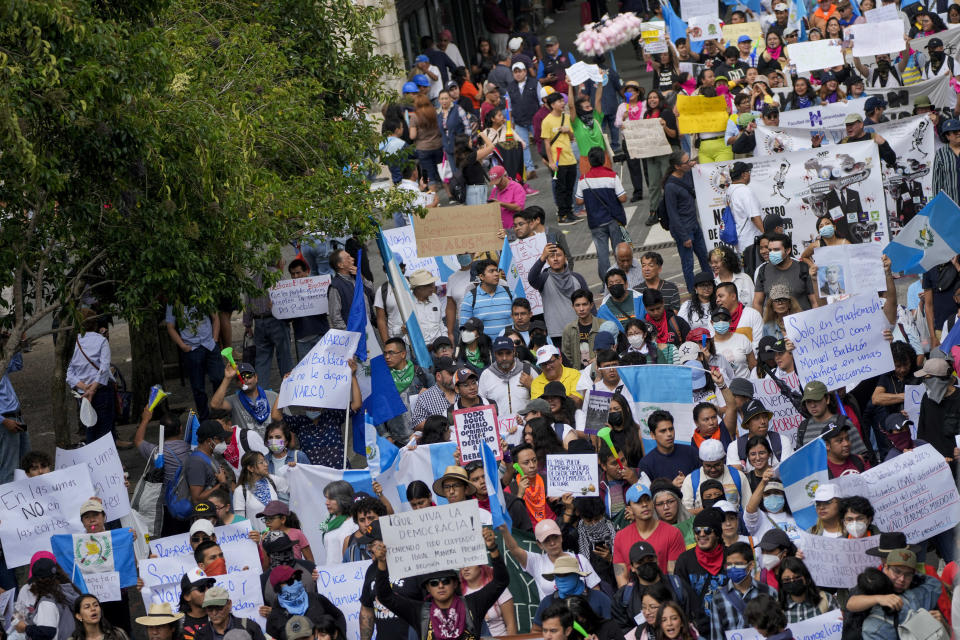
[426,64,443,99]
[726,183,762,250]
[730,305,764,351]
[478,366,531,446]
[232,473,289,531]
[678,300,713,333]
[412,293,446,344]
[463,584,514,636]
[717,272,756,306]
[374,285,403,339]
[714,332,754,378]
[446,269,474,317]
[743,508,802,544]
[523,551,602,601]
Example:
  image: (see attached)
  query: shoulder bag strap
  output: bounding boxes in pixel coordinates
[76,337,99,369]
[550,113,567,146]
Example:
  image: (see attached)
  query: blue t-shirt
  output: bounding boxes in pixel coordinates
[638,444,700,482]
[534,588,611,625]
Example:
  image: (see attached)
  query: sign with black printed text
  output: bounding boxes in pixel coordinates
[453,404,501,463]
[380,502,487,580]
[546,454,600,497]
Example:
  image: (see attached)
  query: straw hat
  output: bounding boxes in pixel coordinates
[136,603,185,626]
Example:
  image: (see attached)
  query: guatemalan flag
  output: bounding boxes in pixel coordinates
[376,441,458,509]
[884,193,960,275]
[51,529,139,597]
[779,438,829,530]
[618,364,696,452]
[347,251,407,458]
[661,0,703,53]
[498,237,526,300]
[596,294,646,333]
[482,440,512,529]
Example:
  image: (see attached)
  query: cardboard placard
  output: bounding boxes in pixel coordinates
[676,95,729,134]
[269,275,331,319]
[415,204,503,257]
[620,119,674,159]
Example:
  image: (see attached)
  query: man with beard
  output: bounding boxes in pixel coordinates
[479,337,533,444]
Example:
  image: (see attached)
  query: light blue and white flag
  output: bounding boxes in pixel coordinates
[376,441,458,509]
[51,529,139,598]
[618,364,695,452]
[884,191,960,275]
[376,226,434,371]
[779,438,829,530]
[481,440,512,529]
[498,237,527,300]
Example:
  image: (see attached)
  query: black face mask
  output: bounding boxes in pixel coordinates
[701,498,719,510]
[878,59,891,70]
[636,562,660,582]
[608,283,626,299]
[608,411,623,427]
[782,579,806,596]
[932,50,946,62]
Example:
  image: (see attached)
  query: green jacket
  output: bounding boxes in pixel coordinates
[561,316,603,368]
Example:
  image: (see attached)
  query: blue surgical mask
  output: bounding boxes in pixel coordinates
[305,410,322,420]
[763,495,785,513]
[726,565,750,584]
[554,574,584,598]
[713,321,731,334]
[769,250,784,265]
[457,254,473,267]
[819,224,835,238]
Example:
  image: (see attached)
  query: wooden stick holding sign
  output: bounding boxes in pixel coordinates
[453,405,502,464]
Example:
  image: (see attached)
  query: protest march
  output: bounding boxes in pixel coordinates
[10,1,960,640]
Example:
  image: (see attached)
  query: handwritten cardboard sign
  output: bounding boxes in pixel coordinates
[785,294,894,391]
[453,404,501,464]
[269,275,331,319]
[546,454,600,497]
[317,560,371,640]
[415,204,502,257]
[752,376,803,444]
[380,502,488,580]
[794,529,878,588]
[143,569,266,629]
[55,433,131,521]
[278,329,361,409]
[620,120,674,159]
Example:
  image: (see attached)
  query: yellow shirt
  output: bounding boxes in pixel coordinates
[541,112,577,166]
[531,366,583,399]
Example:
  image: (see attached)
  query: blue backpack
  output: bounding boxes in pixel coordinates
[165,450,217,520]
[719,204,739,245]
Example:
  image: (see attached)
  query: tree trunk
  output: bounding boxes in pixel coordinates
[52,318,77,448]
[129,315,164,414]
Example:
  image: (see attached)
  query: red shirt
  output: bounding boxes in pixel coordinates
[827,454,869,478]
[613,520,686,574]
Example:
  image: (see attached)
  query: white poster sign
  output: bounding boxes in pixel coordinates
[794,529,878,588]
[317,560,372,640]
[566,61,603,85]
[688,16,723,41]
[143,569,266,629]
[380,502,487,580]
[269,276,331,319]
[832,444,960,543]
[509,233,548,314]
[692,141,889,251]
[621,120,674,159]
[726,610,844,640]
[278,329,360,409]
[787,39,844,73]
[546,454,600,497]
[904,384,924,426]
[865,3,900,21]
[0,466,94,567]
[847,21,909,56]
[813,243,887,297]
[383,225,459,284]
[680,0,719,17]
[784,294,895,391]
[777,99,868,129]
[55,434,131,521]
[752,376,803,445]
[865,74,956,118]
[148,520,259,577]
[452,404,501,464]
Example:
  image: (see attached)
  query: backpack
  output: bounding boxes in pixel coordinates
[166,450,218,521]
[719,204,739,245]
[898,608,950,640]
[469,283,513,309]
[691,466,743,503]
[656,193,670,231]
[737,433,783,464]
[26,591,77,640]
[449,165,467,204]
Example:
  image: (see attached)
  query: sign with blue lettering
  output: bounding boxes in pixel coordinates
[784,294,894,391]
[725,610,843,640]
[278,329,361,409]
[317,560,372,640]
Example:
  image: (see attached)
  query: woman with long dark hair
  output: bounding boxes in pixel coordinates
[781,77,819,111]
[406,480,435,509]
[70,595,130,640]
[641,89,680,226]
[15,555,82,640]
[624,319,662,363]
[776,557,839,623]
[614,80,647,203]
[559,499,619,591]
[525,417,565,465]
[679,272,718,332]
[472,38,497,86]
[453,131,497,205]
[607,393,644,467]
[455,318,493,371]
[233,450,288,530]
[800,215,850,267]
[564,594,625,640]
[421,415,452,444]
[653,601,699,640]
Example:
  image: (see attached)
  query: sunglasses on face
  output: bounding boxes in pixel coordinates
[240,372,255,380]
[694,527,715,536]
[428,577,455,587]
[191,534,211,543]
[283,578,298,587]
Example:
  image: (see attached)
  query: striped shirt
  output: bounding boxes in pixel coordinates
[459,285,513,339]
[575,166,626,228]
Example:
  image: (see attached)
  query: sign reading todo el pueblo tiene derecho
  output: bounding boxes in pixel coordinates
[380,502,487,580]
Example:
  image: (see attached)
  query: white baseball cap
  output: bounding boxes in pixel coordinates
[509,36,524,51]
[713,500,738,514]
[698,438,726,462]
[676,341,701,364]
[814,483,837,502]
[189,519,216,536]
[536,344,561,365]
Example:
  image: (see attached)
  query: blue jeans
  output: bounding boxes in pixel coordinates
[674,226,711,294]
[300,236,335,276]
[185,347,223,421]
[295,334,322,362]
[466,184,488,205]
[254,317,294,389]
[513,124,536,172]
[416,147,445,185]
[590,220,626,281]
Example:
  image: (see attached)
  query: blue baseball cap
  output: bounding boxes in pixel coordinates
[738,35,752,43]
[402,81,419,94]
[492,336,515,352]
[413,74,431,87]
[415,54,430,63]
[625,483,652,504]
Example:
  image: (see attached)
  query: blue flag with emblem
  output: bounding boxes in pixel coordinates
[779,438,829,530]
[884,193,960,275]
[498,237,527,300]
[51,529,139,595]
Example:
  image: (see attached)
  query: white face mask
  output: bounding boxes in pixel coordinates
[760,553,781,571]
[213,442,228,454]
[845,521,868,538]
[460,330,477,343]
[628,335,645,348]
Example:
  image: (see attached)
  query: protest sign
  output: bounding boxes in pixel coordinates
[499,414,522,447]
[0,466,94,567]
[621,119,674,159]
[910,26,960,63]
[383,224,459,283]
[148,520,259,577]
[51,530,139,602]
[813,244,887,299]
[584,390,613,435]
[787,39,844,73]
[278,329,360,409]
[143,569,266,629]
[380,501,487,580]
[688,16,722,41]
[721,22,762,45]
[642,36,668,54]
[777,98,868,129]
[865,74,955,118]
[269,275,331,319]
[832,444,960,543]
[753,116,934,237]
[865,3,899,21]
[784,294,894,391]
[904,384,924,426]
[453,404,501,464]
[680,0,718,17]
[509,233,548,314]
[55,434,131,522]
[566,61,603,85]
[415,204,502,257]
[726,610,844,640]
[546,454,600,497]
[692,141,889,251]
[752,376,803,445]
[794,529,878,588]
[676,95,729,134]
[317,560,372,640]
[847,21,907,56]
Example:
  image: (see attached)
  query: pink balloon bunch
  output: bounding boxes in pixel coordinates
[574,12,644,57]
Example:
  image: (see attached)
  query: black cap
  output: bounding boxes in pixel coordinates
[694,271,715,286]
[882,413,913,433]
[191,501,216,520]
[757,336,778,365]
[530,320,548,332]
[758,528,791,551]
[357,521,383,545]
[928,37,944,49]
[460,317,484,333]
[730,161,753,180]
[492,336,516,352]
[196,420,231,443]
[822,422,851,442]
[742,399,772,423]
[433,356,458,374]
[866,532,908,557]
[542,381,567,398]
[761,103,779,117]
[763,213,785,232]
[629,541,657,563]
[711,308,731,322]
[30,558,57,580]
[262,531,295,553]
[431,336,453,351]
[692,508,723,536]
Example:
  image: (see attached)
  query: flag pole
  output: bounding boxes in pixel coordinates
[343,404,351,470]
